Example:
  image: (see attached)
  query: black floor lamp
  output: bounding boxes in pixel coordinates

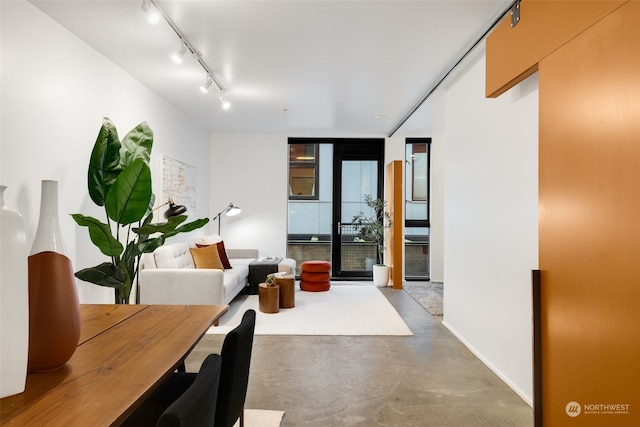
[155,198,187,219]
[213,202,241,235]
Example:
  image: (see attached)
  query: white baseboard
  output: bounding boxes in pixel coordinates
[441,320,533,407]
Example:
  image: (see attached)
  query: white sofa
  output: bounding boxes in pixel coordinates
[138,235,295,307]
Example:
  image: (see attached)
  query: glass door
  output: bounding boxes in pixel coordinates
[332,140,384,278]
[287,138,383,279]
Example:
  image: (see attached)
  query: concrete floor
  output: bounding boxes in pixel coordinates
[185,285,533,426]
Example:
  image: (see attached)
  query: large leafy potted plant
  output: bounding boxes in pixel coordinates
[351,194,393,286]
[72,118,209,303]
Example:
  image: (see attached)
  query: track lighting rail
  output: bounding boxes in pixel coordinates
[387,0,519,137]
[146,0,225,93]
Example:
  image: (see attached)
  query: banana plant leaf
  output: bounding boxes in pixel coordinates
[133,217,210,254]
[105,158,152,225]
[88,118,122,206]
[75,262,126,288]
[134,214,188,235]
[119,121,153,167]
[71,213,124,257]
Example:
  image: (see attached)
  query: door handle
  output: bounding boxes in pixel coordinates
[337,222,341,235]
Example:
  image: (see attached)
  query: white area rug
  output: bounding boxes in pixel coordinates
[208,284,412,336]
[233,409,284,427]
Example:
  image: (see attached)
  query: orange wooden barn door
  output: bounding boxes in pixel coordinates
[538,3,640,425]
[487,1,640,426]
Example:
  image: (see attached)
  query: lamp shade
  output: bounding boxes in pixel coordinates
[225,204,241,216]
[164,202,187,219]
[214,202,242,235]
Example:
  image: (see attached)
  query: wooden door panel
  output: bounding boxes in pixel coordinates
[486,0,626,98]
[538,2,640,425]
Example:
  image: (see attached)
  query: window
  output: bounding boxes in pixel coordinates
[405,138,430,223]
[405,138,431,279]
[289,143,319,200]
[411,143,428,202]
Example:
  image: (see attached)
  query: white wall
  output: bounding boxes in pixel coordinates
[209,133,289,257]
[427,89,446,283]
[428,132,445,282]
[441,44,538,404]
[0,1,212,303]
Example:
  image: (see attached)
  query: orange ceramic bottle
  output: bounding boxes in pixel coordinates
[27,180,81,372]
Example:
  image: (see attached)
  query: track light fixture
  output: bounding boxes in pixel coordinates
[141,0,160,24]
[141,0,228,107]
[200,75,213,93]
[171,41,188,64]
[219,95,231,110]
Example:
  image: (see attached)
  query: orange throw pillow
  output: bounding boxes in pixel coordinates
[190,245,224,270]
[196,241,232,269]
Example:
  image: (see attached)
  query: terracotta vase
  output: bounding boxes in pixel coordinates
[0,185,29,397]
[27,180,81,372]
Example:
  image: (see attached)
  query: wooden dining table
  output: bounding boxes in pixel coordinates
[0,303,228,426]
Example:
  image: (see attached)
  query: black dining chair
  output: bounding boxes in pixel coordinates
[122,353,222,427]
[215,309,257,427]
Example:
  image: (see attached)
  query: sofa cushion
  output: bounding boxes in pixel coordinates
[196,241,232,269]
[193,235,222,246]
[229,258,253,268]
[215,241,232,269]
[229,264,249,281]
[190,245,224,270]
[222,271,240,295]
[154,243,195,269]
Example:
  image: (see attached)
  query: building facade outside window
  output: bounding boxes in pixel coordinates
[405,138,431,279]
[287,142,333,274]
[288,143,319,200]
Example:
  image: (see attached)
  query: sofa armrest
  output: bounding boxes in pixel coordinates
[226,248,258,259]
[139,269,224,305]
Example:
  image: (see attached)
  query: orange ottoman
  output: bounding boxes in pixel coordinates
[300,261,331,292]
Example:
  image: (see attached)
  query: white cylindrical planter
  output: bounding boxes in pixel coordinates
[373,264,390,287]
[0,185,29,398]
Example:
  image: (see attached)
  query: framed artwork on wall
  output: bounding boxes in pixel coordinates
[161,155,196,215]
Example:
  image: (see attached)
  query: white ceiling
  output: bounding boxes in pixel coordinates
[28,0,510,136]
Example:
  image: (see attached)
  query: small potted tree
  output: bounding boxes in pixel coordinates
[351,194,393,286]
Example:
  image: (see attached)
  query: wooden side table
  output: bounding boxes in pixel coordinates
[275,273,295,308]
[248,258,282,294]
[258,283,279,313]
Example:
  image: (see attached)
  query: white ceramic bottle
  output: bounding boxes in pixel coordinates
[0,185,29,398]
[31,180,66,255]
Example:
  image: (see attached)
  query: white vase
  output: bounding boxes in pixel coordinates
[0,185,29,397]
[31,180,65,255]
[373,264,390,287]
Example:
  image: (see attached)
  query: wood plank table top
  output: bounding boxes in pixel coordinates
[0,303,228,426]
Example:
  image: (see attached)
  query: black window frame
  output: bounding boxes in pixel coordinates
[288,142,320,201]
[405,137,431,228]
